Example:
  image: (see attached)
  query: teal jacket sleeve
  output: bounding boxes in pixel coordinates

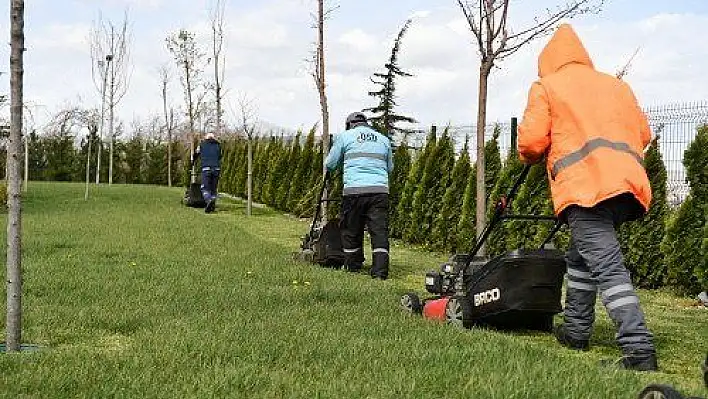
[325,134,344,171]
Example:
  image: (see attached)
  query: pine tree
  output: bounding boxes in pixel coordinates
[432,139,471,252]
[456,131,503,252]
[326,170,344,220]
[255,137,277,203]
[236,139,254,198]
[484,153,524,256]
[485,126,503,201]
[393,129,436,238]
[262,136,284,207]
[363,19,416,139]
[457,162,478,253]
[219,140,235,194]
[388,142,411,230]
[277,132,301,211]
[225,139,245,195]
[618,137,669,288]
[405,128,440,243]
[505,163,552,250]
[422,131,456,247]
[662,126,708,294]
[293,140,327,218]
[288,124,318,211]
[123,135,144,184]
[309,139,324,193]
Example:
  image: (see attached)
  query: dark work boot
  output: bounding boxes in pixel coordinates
[370,251,389,280]
[554,324,590,351]
[344,261,362,273]
[620,351,658,372]
[205,199,215,213]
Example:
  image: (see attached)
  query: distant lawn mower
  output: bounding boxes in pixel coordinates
[400,165,567,332]
[295,171,346,268]
[182,172,206,209]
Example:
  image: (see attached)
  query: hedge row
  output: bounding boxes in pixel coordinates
[219,125,707,295]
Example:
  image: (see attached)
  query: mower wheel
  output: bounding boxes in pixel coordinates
[445,296,473,329]
[400,292,423,314]
[637,385,686,399]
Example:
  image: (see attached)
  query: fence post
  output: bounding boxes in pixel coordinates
[510,117,518,155]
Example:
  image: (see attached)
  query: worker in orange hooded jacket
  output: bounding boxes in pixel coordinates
[518,24,657,371]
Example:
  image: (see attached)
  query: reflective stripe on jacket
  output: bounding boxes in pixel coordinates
[518,24,652,216]
[325,125,393,195]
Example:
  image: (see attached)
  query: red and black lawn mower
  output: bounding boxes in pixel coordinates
[400,164,567,332]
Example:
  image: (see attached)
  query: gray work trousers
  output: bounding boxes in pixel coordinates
[563,195,655,354]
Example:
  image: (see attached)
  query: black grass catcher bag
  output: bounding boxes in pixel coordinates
[296,171,345,268]
[183,182,206,208]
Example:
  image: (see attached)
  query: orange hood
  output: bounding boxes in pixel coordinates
[538,24,594,78]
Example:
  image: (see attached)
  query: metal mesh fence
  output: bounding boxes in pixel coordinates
[399,101,708,206]
[644,101,708,205]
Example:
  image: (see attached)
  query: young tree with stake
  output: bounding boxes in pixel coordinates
[236,94,258,216]
[166,30,206,184]
[209,0,227,136]
[90,12,132,185]
[311,0,335,220]
[7,0,25,352]
[455,0,602,255]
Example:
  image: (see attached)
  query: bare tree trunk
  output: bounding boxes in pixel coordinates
[161,71,172,187]
[23,135,28,192]
[211,0,225,136]
[167,118,172,187]
[317,0,330,222]
[7,0,25,352]
[96,62,108,184]
[475,63,491,256]
[247,138,253,216]
[108,59,115,185]
[186,60,196,184]
[85,132,92,200]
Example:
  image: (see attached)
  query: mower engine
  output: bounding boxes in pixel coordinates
[399,254,488,321]
[424,261,459,296]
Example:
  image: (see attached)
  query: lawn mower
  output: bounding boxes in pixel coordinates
[637,353,707,398]
[182,171,206,209]
[295,171,346,268]
[400,164,567,332]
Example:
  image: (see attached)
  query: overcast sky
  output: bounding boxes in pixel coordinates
[1,0,708,134]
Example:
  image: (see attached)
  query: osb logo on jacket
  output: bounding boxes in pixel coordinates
[518,23,652,216]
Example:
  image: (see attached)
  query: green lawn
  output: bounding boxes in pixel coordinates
[0,182,706,398]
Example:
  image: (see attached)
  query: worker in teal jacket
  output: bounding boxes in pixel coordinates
[325,112,394,280]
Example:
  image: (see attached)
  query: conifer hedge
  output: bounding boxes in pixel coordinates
[215,123,704,295]
[619,137,669,288]
[662,126,708,294]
